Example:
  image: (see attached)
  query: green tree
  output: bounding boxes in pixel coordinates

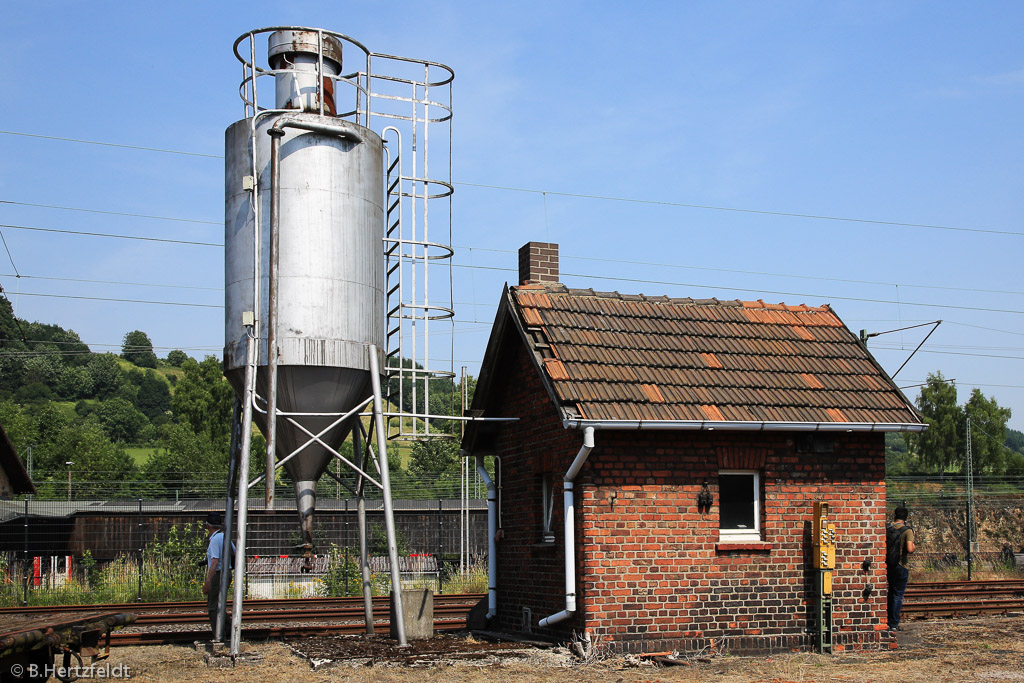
[170,356,233,445]
[408,439,461,497]
[166,349,188,367]
[964,389,1012,474]
[0,399,37,454]
[143,422,230,496]
[14,382,56,404]
[56,365,95,400]
[409,439,460,478]
[87,353,126,399]
[93,397,150,443]
[31,402,70,445]
[23,321,90,366]
[911,372,964,474]
[0,298,28,396]
[135,370,172,422]
[47,424,138,497]
[121,330,157,368]
[21,347,63,389]
[885,432,915,475]
[1007,428,1024,456]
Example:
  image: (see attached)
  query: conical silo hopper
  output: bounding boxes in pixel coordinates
[223,30,384,554]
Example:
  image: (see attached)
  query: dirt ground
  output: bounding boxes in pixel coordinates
[95,616,1023,682]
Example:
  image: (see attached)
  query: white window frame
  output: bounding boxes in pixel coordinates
[718,469,761,542]
[541,474,556,543]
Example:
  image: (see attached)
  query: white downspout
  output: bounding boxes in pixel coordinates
[470,451,498,619]
[539,426,595,628]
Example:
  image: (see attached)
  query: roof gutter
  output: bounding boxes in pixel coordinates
[562,419,927,433]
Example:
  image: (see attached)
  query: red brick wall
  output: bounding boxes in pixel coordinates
[484,345,888,654]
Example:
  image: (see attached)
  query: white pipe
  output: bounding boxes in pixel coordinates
[539,426,595,629]
[562,419,926,433]
[470,451,498,619]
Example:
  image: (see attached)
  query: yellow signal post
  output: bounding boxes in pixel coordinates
[812,501,836,653]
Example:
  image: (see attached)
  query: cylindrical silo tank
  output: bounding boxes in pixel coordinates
[224,50,385,550]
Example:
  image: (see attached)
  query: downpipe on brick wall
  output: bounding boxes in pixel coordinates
[539,426,595,629]
[467,451,498,620]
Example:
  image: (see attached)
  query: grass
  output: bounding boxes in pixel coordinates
[126,446,158,466]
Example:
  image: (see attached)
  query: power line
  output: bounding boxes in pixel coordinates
[7,211,1021,298]
[3,129,1021,238]
[454,263,1024,316]
[10,292,221,309]
[2,196,1021,298]
[946,321,1024,338]
[457,182,1024,238]
[0,201,220,226]
[3,216,1021,305]
[460,246,1024,296]
[0,130,222,158]
[0,273,220,292]
[0,223,221,247]
[5,262,1024,321]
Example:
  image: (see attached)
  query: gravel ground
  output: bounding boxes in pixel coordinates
[71,615,1024,682]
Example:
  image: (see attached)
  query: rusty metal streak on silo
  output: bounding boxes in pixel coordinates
[223,68,384,549]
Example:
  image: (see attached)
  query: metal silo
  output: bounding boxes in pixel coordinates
[224,31,384,550]
[220,26,457,653]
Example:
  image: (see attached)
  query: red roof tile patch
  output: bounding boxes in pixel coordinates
[792,325,815,341]
[516,291,552,309]
[800,373,824,390]
[699,352,723,369]
[825,408,848,422]
[543,358,569,381]
[640,384,665,403]
[700,404,725,421]
[521,307,544,326]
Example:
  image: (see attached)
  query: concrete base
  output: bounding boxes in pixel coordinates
[390,588,434,640]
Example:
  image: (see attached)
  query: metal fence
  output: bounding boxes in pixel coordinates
[887,477,1024,577]
[0,495,488,606]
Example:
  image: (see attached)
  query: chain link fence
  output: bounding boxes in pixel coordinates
[887,476,1024,577]
[0,485,488,606]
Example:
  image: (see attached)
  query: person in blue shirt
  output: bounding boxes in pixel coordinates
[202,511,234,638]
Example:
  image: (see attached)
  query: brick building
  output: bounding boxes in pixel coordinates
[461,242,925,654]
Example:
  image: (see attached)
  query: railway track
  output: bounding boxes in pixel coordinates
[904,579,1024,618]
[0,594,485,646]
[6,581,1021,647]
[110,618,468,646]
[0,593,485,617]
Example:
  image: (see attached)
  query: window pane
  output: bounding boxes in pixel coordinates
[719,474,755,530]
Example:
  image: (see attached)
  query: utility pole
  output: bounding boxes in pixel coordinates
[65,461,74,501]
[965,417,976,580]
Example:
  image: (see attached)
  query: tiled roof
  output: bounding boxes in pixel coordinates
[508,284,921,426]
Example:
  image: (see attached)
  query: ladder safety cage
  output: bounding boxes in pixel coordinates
[232,28,457,441]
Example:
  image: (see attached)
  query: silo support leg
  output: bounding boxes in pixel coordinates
[230,328,257,657]
[368,345,407,647]
[353,427,374,634]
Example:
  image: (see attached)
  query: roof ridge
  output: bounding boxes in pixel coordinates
[741,299,832,313]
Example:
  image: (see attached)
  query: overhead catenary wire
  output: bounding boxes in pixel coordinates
[3,203,1024,298]
[1,129,1021,238]
[0,223,221,247]
[2,128,1020,419]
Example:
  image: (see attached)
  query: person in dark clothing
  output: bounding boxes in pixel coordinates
[886,506,916,633]
[202,511,234,640]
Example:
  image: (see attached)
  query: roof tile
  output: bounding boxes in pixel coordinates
[503,284,919,425]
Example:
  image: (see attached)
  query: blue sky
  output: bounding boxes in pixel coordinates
[1,1,1022,430]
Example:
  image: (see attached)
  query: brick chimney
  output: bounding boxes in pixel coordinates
[518,242,559,285]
